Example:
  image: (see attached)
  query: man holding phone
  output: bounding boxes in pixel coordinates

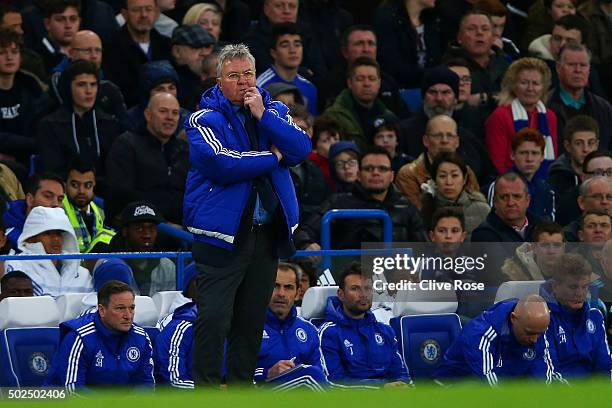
[183,43,311,387]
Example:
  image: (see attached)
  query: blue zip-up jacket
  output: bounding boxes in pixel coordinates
[540,282,612,379]
[183,85,311,250]
[254,306,323,382]
[318,296,410,387]
[153,301,196,389]
[436,299,563,385]
[3,199,26,250]
[45,312,154,392]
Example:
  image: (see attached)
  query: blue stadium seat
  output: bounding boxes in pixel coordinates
[390,313,462,381]
[0,328,59,387]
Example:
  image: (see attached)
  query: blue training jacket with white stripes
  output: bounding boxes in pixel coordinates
[183,85,311,250]
[45,312,155,392]
[435,299,564,385]
[153,301,196,388]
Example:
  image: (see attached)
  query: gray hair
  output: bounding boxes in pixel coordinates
[557,41,592,63]
[216,43,256,78]
[579,176,612,198]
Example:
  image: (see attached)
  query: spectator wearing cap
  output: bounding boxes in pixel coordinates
[324,57,395,151]
[103,0,172,107]
[47,30,129,131]
[170,24,216,110]
[485,57,558,175]
[105,92,189,225]
[100,201,176,296]
[263,82,304,107]
[328,141,360,193]
[256,22,318,115]
[371,112,413,173]
[398,66,496,185]
[125,59,191,133]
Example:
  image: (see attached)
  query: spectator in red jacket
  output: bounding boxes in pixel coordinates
[485,57,558,175]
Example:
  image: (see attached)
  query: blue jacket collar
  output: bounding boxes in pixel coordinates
[324,296,377,327]
[266,305,297,330]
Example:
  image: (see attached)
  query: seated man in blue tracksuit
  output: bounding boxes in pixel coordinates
[318,262,411,388]
[255,263,327,390]
[540,253,612,379]
[153,300,196,388]
[46,280,154,392]
[436,295,564,385]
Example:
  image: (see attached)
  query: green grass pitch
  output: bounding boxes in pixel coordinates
[9,380,611,408]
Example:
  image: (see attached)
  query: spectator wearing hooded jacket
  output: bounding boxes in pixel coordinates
[47,30,128,131]
[124,59,190,133]
[4,206,93,297]
[328,141,359,193]
[539,253,612,378]
[318,262,411,387]
[35,59,119,180]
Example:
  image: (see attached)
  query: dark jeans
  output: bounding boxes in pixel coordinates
[192,225,278,386]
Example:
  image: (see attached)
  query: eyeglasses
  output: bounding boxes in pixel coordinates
[223,70,256,81]
[426,132,458,140]
[459,76,472,84]
[334,159,358,169]
[585,193,612,201]
[72,47,102,55]
[361,165,392,173]
[585,168,612,177]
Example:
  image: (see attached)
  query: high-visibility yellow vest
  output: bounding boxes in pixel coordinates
[63,196,115,252]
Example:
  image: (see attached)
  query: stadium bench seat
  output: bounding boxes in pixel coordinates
[0,296,60,329]
[494,281,544,303]
[152,291,183,317]
[134,296,159,327]
[389,313,462,380]
[393,287,458,316]
[55,293,90,322]
[300,286,338,320]
[0,297,61,386]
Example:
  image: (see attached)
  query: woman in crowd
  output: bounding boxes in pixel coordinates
[485,57,557,174]
[183,2,223,40]
[421,151,490,235]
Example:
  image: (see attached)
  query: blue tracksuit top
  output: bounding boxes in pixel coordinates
[540,282,612,379]
[436,299,563,385]
[153,301,196,389]
[318,296,411,387]
[182,85,311,250]
[254,305,322,382]
[45,312,154,391]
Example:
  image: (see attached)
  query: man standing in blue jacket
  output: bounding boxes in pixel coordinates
[45,280,155,392]
[540,253,612,379]
[436,294,564,385]
[255,263,326,390]
[318,262,411,388]
[183,43,311,387]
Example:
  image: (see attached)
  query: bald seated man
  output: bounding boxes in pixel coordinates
[105,92,190,224]
[436,295,565,385]
[49,30,128,126]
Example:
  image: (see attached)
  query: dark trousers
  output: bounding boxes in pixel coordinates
[192,225,278,385]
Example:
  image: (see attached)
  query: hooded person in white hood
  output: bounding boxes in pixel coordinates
[4,206,93,297]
